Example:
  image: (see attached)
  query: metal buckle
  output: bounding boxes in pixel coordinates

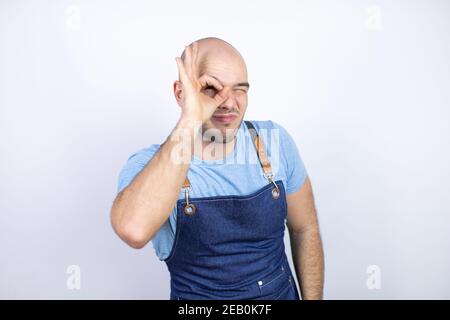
[264,173,280,200]
[183,188,196,215]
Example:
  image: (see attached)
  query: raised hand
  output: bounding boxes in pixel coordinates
[175,42,227,124]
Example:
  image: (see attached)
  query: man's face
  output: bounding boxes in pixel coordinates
[199,50,249,143]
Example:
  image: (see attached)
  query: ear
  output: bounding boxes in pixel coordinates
[173,80,183,107]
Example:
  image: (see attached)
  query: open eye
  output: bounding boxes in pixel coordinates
[202,85,218,97]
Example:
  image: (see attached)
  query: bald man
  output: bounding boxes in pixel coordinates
[111,37,324,300]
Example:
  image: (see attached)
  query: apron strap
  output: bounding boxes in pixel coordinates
[244,120,274,178]
[182,177,190,189]
[181,120,275,189]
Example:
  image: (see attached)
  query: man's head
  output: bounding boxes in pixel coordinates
[173,37,249,143]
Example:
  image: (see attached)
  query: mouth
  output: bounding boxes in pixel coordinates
[211,113,239,125]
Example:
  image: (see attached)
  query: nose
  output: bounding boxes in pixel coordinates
[219,97,234,109]
[217,89,237,111]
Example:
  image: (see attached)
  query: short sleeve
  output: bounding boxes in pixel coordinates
[117,145,160,194]
[271,121,308,195]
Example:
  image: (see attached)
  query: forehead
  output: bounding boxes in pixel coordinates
[198,53,248,86]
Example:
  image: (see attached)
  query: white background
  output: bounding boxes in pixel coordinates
[1,0,449,299]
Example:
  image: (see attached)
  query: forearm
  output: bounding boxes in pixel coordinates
[111,118,200,248]
[289,226,324,300]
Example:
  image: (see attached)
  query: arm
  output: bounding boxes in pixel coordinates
[287,176,324,299]
[110,118,198,249]
[110,41,226,249]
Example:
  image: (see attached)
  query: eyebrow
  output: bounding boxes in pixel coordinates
[207,74,250,89]
[236,82,250,89]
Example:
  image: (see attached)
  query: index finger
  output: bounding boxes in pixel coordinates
[198,74,224,91]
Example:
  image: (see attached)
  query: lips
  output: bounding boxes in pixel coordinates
[212,113,238,124]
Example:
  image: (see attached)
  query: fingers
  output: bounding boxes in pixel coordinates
[183,42,198,79]
[184,44,192,78]
[213,93,227,107]
[198,74,224,91]
[191,41,198,77]
[175,57,188,84]
[176,42,199,84]
[214,87,229,105]
[199,75,228,107]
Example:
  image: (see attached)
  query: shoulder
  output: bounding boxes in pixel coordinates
[245,119,287,131]
[125,144,161,164]
[245,120,293,142]
[246,119,274,130]
[117,144,161,193]
[246,119,303,163]
[119,144,161,178]
[247,121,307,194]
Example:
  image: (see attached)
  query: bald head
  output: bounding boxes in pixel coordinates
[180,37,248,81]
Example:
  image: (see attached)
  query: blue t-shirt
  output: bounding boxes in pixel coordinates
[117,120,308,260]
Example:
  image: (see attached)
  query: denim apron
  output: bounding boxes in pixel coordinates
[164,121,300,300]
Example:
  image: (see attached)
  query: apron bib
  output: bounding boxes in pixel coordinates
[164,121,300,300]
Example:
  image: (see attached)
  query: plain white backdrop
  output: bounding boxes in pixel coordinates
[1,0,449,299]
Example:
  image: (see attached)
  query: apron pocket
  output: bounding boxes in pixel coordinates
[274,281,295,300]
[257,265,290,299]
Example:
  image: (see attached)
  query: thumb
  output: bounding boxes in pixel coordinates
[214,87,230,106]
